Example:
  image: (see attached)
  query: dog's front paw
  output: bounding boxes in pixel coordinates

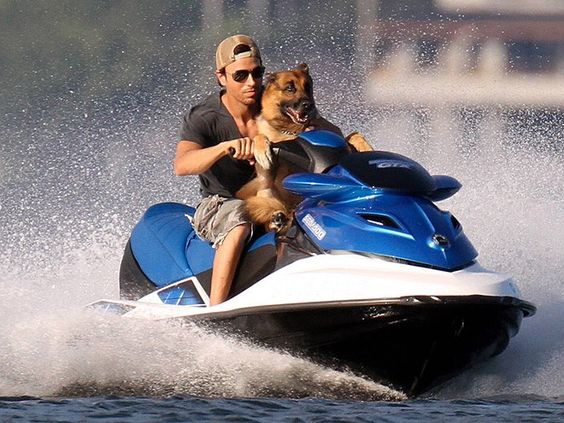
[268,210,289,233]
[254,136,274,170]
[345,131,373,152]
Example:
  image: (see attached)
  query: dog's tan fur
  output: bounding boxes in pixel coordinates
[236,64,372,233]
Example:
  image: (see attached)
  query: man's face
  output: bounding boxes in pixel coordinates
[217,57,263,106]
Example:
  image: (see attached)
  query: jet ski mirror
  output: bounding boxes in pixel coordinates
[427,175,461,201]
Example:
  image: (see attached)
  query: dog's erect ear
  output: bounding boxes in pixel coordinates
[297,63,309,73]
[264,72,276,85]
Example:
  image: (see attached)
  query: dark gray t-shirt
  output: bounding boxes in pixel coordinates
[180,91,255,198]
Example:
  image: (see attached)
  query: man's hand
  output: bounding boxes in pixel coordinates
[226,137,255,164]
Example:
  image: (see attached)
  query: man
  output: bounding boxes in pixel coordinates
[174,35,263,305]
[175,35,346,305]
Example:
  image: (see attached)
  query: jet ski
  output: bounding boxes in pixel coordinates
[91,130,536,397]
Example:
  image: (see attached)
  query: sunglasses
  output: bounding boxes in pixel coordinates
[229,66,265,82]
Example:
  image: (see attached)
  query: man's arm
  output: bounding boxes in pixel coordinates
[174,137,255,176]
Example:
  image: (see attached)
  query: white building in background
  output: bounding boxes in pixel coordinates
[362,0,564,153]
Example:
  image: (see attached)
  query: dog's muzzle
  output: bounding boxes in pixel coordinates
[285,100,316,125]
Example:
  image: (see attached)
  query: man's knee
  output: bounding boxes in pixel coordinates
[227,222,252,242]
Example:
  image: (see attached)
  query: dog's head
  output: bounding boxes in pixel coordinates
[260,63,318,131]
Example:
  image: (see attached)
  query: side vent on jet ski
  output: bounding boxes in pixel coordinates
[157,279,205,306]
[359,213,400,229]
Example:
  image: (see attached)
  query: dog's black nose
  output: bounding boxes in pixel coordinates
[300,100,313,112]
[293,98,312,114]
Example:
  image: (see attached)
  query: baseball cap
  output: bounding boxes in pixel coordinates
[216,35,261,71]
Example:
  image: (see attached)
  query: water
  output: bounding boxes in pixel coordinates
[1,2,564,421]
[2,396,563,422]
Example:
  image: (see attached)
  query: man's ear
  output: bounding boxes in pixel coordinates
[215,70,227,87]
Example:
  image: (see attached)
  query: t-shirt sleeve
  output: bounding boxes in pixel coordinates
[179,107,209,147]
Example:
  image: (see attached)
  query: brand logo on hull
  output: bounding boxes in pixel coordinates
[368,159,413,169]
[302,214,326,240]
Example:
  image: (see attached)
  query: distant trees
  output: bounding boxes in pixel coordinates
[0,1,205,116]
[0,0,360,118]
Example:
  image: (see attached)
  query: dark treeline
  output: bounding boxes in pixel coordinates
[1,1,209,117]
[0,0,369,121]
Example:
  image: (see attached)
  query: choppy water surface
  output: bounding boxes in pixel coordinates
[1,396,563,422]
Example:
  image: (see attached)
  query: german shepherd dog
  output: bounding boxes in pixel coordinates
[236,63,372,233]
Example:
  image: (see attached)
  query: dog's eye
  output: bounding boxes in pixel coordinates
[285,82,296,93]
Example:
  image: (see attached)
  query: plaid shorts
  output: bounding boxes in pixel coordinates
[192,195,252,248]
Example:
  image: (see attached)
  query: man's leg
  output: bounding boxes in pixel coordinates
[209,223,251,305]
